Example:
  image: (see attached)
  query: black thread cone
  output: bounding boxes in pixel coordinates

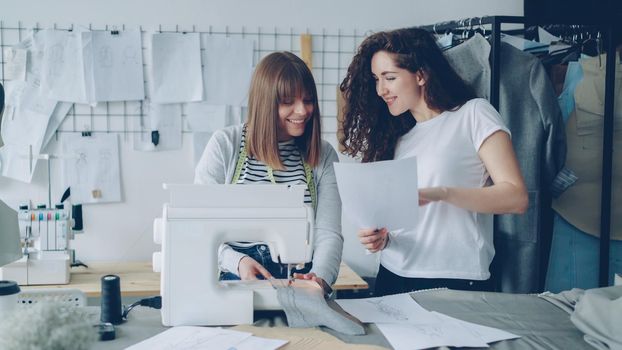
[100,275,122,324]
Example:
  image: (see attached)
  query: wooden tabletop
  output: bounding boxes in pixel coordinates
[20,261,368,297]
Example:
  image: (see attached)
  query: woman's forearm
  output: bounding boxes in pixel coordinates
[423,183,528,214]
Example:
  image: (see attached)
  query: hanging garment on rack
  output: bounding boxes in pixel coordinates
[443,34,490,100]
[552,54,622,240]
[558,61,584,122]
[573,54,622,136]
[546,212,622,292]
[445,35,566,293]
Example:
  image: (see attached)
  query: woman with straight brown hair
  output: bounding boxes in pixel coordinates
[195,51,343,290]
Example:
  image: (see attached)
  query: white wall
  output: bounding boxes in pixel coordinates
[1,0,523,277]
[4,0,522,31]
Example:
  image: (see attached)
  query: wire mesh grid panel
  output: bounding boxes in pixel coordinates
[0,21,366,146]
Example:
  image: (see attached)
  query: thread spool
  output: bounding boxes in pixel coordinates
[100,275,122,325]
[72,204,83,231]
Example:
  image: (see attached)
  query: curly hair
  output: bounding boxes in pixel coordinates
[339,28,476,162]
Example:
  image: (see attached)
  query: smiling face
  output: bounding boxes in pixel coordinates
[371,50,426,117]
[277,95,314,141]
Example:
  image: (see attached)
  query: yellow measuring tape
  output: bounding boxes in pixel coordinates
[231,133,317,213]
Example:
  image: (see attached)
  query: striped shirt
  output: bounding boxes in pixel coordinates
[227,127,313,251]
[237,126,312,205]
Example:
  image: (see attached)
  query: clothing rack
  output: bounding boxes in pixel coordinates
[418,15,619,287]
[526,24,603,42]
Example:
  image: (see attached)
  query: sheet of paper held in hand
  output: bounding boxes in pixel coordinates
[334,157,418,232]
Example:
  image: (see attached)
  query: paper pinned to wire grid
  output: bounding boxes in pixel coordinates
[40,28,94,104]
[88,29,145,102]
[133,101,182,151]
[202,36,254,106]
[0,79,61,183]
[149,32,203,103]
[187,104,243,165]
[62,133,121,204]
[334,157,418,232]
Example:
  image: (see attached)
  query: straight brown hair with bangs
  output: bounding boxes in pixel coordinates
[246,51,322,170]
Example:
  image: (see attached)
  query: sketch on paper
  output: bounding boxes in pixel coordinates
[40,29,91,104]
[97,45,114,68]
[410,324,445,338]
[0,80,59,183]
[62,134,121,204]
[89,29,145,102]
[362,298,410,322]
[39,29,144,104]
[125,326,253,350]
[74,149,89,186]
[0,32,72,183]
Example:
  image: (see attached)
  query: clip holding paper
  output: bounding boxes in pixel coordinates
[82,124,92,137]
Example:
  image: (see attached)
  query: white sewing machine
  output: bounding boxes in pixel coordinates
[152,184,315,326]
[0,203,72,285]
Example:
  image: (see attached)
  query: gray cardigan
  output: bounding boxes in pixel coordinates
[194,124,344,285]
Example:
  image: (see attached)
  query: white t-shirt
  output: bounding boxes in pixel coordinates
[380,98,510,280]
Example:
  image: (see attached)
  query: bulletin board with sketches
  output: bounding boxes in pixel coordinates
[0,21,365,204]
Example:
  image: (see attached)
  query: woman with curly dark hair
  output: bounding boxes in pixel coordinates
[340,28,528,296]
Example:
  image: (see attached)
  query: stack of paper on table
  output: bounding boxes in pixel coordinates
[232,325,388,350]
[336,294,520,350]
[125,326,287,350]
[125,325,386,350]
